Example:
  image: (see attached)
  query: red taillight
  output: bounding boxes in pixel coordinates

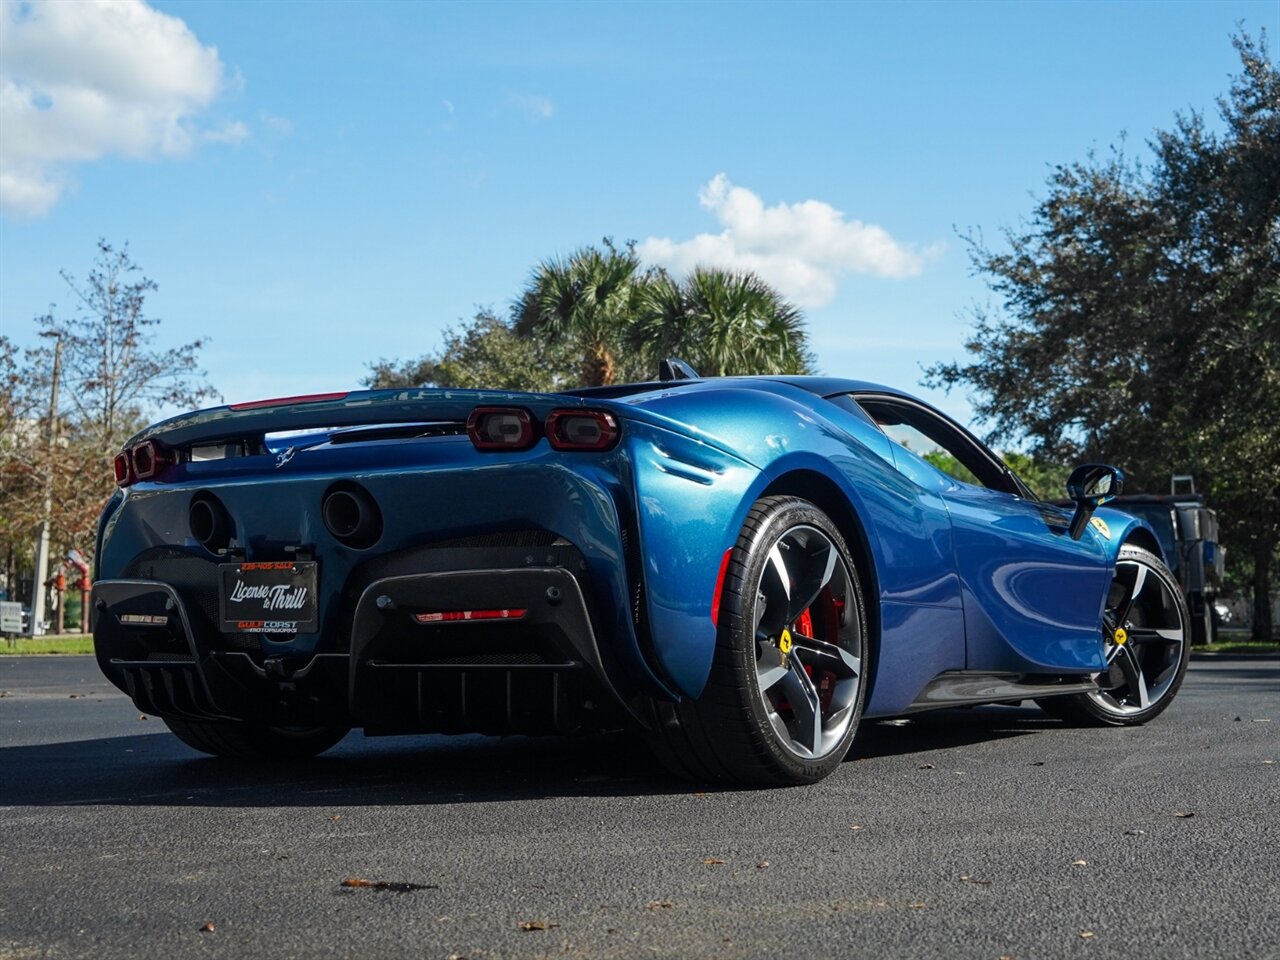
[710,548,733,627]
[129,439,176,481]
[467,407,537,450]
[113,452,133,486]
[545,409,620,451]
[413,609,527,624]
[228,392,349,410]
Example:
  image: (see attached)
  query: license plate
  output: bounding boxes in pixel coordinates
[218,561,318,634]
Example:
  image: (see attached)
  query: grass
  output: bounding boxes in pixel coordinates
[0,634,94,655]
[1192,640,1280,655]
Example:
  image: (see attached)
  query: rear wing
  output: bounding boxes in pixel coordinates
[130,388,587,449]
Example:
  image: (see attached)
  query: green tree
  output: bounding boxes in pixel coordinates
[926,32,1280,639]
[514,239,651,387]
[365,310,578,391]
[3,242,216,618]
[632,267,814,377]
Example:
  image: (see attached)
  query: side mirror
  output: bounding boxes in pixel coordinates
[1066,463,1124,540]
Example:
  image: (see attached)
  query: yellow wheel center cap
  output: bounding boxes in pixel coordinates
[779,629,793,655]
[1114,627,1128,646]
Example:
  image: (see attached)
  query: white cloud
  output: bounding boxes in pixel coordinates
[638,174,934,308]
[509,92,554,121]
[260,110,294,135]
[0,0,231,217]
[204,120,248,144]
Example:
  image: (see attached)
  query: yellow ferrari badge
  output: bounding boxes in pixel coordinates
[1090,516,1111,540]
[779,628,793,655]
[1114,627,1128,645]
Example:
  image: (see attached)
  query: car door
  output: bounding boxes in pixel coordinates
[853,393,1111,674]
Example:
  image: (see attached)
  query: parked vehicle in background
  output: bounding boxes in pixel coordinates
[1082,493,1223,646]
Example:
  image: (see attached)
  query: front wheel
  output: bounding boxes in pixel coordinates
[1037,544,1190,726]
[164,717,349,760]
[646,496,869,785]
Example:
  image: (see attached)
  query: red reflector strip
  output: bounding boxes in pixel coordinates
[710,548,733,627]
[413,609,528,624]
[229,392,349,410]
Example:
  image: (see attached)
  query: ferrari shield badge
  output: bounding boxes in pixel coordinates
[1090,516,1111,540]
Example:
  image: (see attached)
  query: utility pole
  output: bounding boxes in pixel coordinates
[28,336,61,638]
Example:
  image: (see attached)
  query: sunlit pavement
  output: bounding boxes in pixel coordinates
[1,655,1276,960]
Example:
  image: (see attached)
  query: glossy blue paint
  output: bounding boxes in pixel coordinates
[98,377,1135,717]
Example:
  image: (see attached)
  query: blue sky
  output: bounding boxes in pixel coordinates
[1,0,1275,429]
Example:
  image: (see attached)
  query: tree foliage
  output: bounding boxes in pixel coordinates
[926,32,1280,637]
[364,310,578,391]
[1,242,215,608]
[632,267,814,377]
[375,239,812,391]
[514,239,652,386]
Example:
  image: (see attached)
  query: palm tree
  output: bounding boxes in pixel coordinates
[515,241,644,387]
[633,268,813,377]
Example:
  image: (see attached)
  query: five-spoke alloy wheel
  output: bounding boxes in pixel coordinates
[1038,544,1190,726]
[646,496,868,785]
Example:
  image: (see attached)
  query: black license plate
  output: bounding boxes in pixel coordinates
[218,561,318,634]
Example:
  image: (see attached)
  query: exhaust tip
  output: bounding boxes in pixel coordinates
[322,484,382,549]
[189,494,231,553]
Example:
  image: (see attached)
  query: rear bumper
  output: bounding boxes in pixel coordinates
[92,559,639,734]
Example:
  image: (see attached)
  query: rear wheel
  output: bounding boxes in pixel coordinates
[1037,544,1190,726]
[647,496,868,785]
[163,717,349,760]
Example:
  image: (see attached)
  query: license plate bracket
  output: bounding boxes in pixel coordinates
[218,561,319,634]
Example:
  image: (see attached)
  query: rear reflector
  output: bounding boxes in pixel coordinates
[467,407,537,450]
[545,409,620,451]
[229,392,349,410]
[413,609,527,624]
[710,548,733,627]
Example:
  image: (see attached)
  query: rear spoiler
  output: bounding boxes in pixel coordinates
[130,388,587,449]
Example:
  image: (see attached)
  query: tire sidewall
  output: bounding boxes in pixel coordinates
[719,497,869,782]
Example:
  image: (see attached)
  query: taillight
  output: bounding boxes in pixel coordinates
[113,452,133,486]
[545,409,620,451]
[467,407,537,450]
[129,439,177,481]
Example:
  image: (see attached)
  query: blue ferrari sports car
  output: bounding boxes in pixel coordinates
[92,366,1191,784]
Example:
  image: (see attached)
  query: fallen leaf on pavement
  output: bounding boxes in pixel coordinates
[1172,812,1195,818]
[702,858,725,865]
[1071,860,1088,866]
[918,763,935,769]
[1079,931,1095,940]
[1124,829,1146,836]
[329,815,341,822]
[645,900,674,910]
[198,922,215,933]
[908,902,926,909]
[1029,761,1045,766]
[518,920,559,932]
[340,877,437,893]
[756,860,770,869]
[850,824,863,832]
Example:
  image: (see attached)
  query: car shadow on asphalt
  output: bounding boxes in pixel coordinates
[0,704,1061,809]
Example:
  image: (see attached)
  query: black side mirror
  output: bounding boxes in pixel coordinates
[1066,463,1124,540]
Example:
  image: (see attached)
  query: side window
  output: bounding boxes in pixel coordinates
[853,395,1018,494]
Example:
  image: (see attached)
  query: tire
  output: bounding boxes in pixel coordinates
[1037,544,1191,726]
[646,496,869,786]
[164,717,349,760]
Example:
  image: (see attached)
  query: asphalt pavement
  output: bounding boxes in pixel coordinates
[0,655,1276,960]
